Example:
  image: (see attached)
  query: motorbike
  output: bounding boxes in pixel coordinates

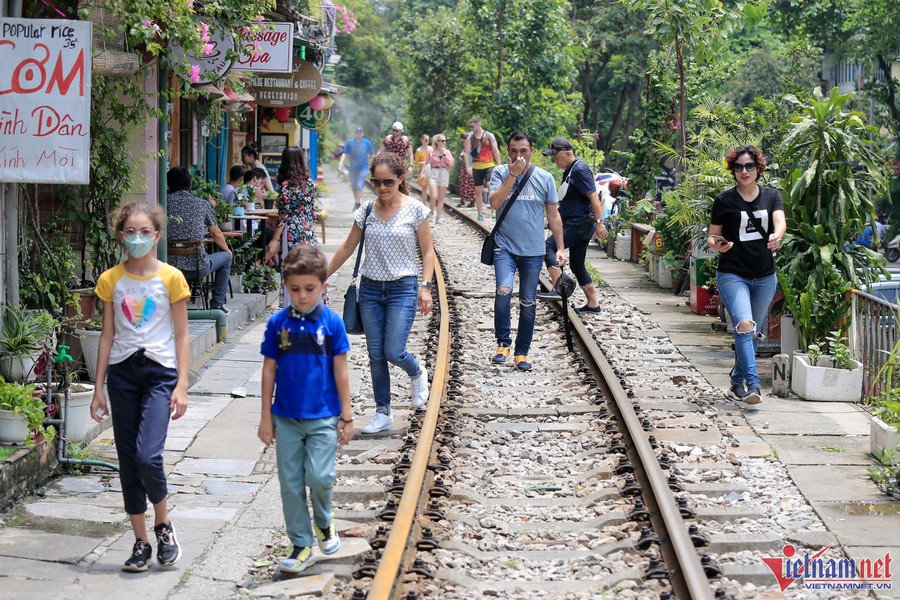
[885,234,900,263]
[594,172,628,251]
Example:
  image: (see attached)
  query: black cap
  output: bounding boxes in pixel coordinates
[542,137,574,156]
[355,126,364,133]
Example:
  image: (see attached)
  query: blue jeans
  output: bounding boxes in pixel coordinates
[494,248,543,356]
[274,414,338,549]
[107,349,178,515]
[716,271,778,389]
[200,251,232,308]
[359,276,420,413]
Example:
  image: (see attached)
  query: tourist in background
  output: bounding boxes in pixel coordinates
[426,134,455,224]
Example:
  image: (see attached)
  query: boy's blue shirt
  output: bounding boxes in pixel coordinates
[260,304,350,420]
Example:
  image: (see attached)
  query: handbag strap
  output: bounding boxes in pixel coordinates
[493,165,536,233]
[351,202,374,280]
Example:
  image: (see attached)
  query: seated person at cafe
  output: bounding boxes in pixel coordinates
[166,166,233,313]
[238,167,268,206]
[241,145,274,192]
[221,165,246,205]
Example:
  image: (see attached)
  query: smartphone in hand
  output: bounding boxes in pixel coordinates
[711,234,727,244]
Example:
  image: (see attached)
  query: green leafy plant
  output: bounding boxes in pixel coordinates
[0,377,55,446]
[778,87,890,351]
[806,341,823,366]
[213,199,233,225]
[825,330,855,371]
[242,265,279,294]
[0,304,53,357]
[867,450,900,496]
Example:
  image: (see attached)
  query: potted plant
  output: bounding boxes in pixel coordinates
[213,197,235,232]
[791,331,864,402]
[52,381,97,443]
[74,309,104,382]
[242,264,279,295]
[777,87,889,354]
[0,303,53,382]
[0,377,55,446]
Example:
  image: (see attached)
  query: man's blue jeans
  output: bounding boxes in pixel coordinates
[359,276,420,414]
[200,251,232,309]
[716,271,778,389]
[494,248,543,356]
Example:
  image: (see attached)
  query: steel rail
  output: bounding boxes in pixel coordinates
[447,201,713,599]
[367,255,451,600]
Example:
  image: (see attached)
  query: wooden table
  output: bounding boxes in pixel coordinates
[245,209,278,218]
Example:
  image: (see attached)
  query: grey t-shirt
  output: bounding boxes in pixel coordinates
[490,164,558,256]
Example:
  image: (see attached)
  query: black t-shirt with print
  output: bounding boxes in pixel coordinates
[710,185,784,279]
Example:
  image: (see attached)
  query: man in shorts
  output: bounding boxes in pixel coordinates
[339,127,375,210]
[463,116,501,221]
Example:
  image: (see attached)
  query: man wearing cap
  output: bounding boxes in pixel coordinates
[382,121,414,172]
[339,127,376,210]
[537,137,608,313]
[488,130,566,372]
[464,116,502,221]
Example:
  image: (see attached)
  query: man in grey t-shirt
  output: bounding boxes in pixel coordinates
[488,130,566,372]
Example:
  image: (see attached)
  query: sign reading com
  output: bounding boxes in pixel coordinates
[0,17,92,184]
[762,544,893,592]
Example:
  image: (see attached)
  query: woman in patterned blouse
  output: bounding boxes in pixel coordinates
[265,147,319,302]
[326,152,435,434]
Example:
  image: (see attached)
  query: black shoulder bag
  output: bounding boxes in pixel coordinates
[342,202,374,334]
[480,165,535,265]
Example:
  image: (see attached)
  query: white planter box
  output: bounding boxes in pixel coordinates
[53,383,95,442]
[658,261,673,289]
[791,353,863,402]
[75,329,101,382]
[0,409,28,445]
[870,416,900,463]
[615,233,632,262]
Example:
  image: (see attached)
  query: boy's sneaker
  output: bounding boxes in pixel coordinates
[360,412,394,434]
[314,521,341,555]
[154,521,182,567]
[729,384,748,400]
[743,387,763,405]
[280,545,316,574]
[122,539,152,572]
[493,345,511,364]
[536,290,561,301]
[411,372,429,408]
[514,355,533,371]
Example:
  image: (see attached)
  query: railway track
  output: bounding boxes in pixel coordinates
[250,201,871,600]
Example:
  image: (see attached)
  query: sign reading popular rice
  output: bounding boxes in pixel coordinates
[0,17,92,184]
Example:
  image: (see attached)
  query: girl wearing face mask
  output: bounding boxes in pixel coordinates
[90,200,192,573]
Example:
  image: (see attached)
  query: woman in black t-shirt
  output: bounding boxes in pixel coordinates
[708,145,786,405]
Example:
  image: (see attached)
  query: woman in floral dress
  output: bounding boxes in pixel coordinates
[265,146,319,304]
[457,131,475,207]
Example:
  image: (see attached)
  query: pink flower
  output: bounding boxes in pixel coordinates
[143,19,152,27]
[256,15,265,23]
[189,64,200,83]
[186,0,194,7]
[200,22,210,42]
[203,43,214,55]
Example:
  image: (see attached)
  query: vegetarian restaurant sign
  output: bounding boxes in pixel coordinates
[0,17,92,184]
[250,61,322,107]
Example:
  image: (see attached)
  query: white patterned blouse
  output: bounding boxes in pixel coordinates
[354,199,428,281]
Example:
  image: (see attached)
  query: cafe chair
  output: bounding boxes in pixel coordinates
[167,240,210,310]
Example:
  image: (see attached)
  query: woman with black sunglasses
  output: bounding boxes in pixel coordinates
[327,152,435,434]
[707,145,786,405]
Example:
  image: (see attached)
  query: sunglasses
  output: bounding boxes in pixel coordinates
[370,178,397,188]
[392,129,402,132]
[733,162,757,172]
[435,138,445,142]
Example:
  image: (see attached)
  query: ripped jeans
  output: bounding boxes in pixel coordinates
[716,271,778,390]
[494,248,543,357]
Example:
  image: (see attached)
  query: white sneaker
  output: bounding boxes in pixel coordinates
[411,372,429,408]
[360,412,394,434]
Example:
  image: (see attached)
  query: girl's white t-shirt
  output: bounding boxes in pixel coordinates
[95,263,190,369]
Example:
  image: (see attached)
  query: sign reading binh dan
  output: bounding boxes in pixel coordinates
[0,18,92,184]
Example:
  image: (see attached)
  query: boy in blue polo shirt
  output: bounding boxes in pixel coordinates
[258,245,355,574]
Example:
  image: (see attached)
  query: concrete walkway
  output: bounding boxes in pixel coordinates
[591,246,900,593]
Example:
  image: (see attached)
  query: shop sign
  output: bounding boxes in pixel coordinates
[233,22,293,73]
[0,17,92,184]
[250,61,322,107]
[169,20,235,83]
[296,103,331,130]
[260,153,281,179]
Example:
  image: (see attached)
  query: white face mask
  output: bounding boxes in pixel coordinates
[557,181,569,199]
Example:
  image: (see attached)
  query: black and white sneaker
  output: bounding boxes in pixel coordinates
[154,521,182,567]
[743,387,763,405]
[729,384,748,400]
[122,539,152,572]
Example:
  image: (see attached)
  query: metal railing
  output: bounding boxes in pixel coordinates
[850,289,899,399]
